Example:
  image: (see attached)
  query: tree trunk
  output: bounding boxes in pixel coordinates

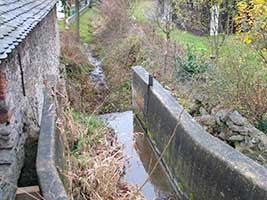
[210,5,220,36]
[75,0,80,42]
[164,32,170,74]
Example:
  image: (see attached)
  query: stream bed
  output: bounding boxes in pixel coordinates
[87,44,178,199]
[99,111,178,200]
[86,44,108,90]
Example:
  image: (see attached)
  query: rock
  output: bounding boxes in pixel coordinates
[228,111,246,126]
[228,135,245,142]
[195,115,216,126]
[257,134,267,150]
[248,127,263,137]
[226,119,235,128]
[199,107,208,116]
[188,103,199,115]
[215,109,229,124]
[194,94,205,104]
[229,124,249,136]
[0,126,18,149]
[218,132,226,140]
[250,136,260,144]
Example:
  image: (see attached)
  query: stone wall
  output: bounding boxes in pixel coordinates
[132,66,267,200]
[0,6,60,200]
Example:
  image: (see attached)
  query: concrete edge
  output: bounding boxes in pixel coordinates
[66,3,90,25]
[132,66,267,199]
[36,85,68,200]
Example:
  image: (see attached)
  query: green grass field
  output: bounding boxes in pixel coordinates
[131,0,261,65]
[58,8,99,43]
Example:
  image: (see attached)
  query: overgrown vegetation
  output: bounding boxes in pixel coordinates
[59,1,267,197]
[59,5,146,199]
[57,107,144,199]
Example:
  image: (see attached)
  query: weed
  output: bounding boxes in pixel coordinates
[174,46,210,81]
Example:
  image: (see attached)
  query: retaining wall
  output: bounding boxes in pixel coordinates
[0,7,60,199]
[66,2,91,25]
[132,66,267,200]
[36,76,68,200]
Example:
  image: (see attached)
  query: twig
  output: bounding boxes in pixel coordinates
[135,107,185,195]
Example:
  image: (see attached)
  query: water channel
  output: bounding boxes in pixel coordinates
[100,111,178,200]
[88,47,179,200]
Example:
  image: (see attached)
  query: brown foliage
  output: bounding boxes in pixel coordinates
[60,30,88,67]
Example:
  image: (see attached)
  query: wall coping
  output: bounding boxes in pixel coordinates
[36,81,68,200]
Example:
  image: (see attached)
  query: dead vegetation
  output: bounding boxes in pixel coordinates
[56,100,144,200]
[59,22,145,199]
[60,30,109,113]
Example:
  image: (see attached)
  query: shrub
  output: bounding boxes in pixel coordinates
[174,46,211,81]
[206,49,267,123]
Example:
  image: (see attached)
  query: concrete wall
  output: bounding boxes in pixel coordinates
[132,66,267,200]
[36,78,68,200]
[0,7,60,200]
[66,2,91,25]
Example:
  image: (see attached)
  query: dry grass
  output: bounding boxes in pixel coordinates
[60,31,89,67]
[57,105,144,200]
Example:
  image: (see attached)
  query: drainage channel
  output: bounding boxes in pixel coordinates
[99,111,179,200]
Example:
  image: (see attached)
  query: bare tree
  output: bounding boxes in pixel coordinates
[155,0,174,75]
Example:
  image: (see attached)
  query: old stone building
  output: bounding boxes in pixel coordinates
[0,0,59,199]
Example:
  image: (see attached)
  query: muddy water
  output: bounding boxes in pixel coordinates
[99,111,177,200]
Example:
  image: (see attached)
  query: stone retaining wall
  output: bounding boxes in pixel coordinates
[0,7,60,199]
[132,66,267,200]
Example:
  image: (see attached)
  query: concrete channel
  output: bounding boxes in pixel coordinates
[132,66,267,200]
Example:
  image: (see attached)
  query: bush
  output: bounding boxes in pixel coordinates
[206,49,267,123]
[174,46,211,81]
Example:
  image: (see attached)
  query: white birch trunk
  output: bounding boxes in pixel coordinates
[210,5,220,36]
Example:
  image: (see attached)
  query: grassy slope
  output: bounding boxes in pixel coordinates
[58,8,99,43]
[131,0,260,66]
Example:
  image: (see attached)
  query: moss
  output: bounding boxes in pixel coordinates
[189,192,194,200]
[178,182,185,193]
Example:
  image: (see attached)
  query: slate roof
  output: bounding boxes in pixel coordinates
[0,0,57,62]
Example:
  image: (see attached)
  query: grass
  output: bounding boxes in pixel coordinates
[58,20,65,31]
[130,0,260,62]
[61,108,145,199]
[58,8,100,43]
[131,0,155,23]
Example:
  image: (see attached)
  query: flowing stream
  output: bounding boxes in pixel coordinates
[86,44,108,90]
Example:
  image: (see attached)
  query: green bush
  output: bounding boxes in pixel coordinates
[174,46,211,81]
[256,120,267,134]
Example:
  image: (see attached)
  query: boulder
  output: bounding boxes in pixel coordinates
[195,115,216,126]
[215,109,229,124]
[228,111,246,126]
[228,135,245,142]
[229,124,249,136]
